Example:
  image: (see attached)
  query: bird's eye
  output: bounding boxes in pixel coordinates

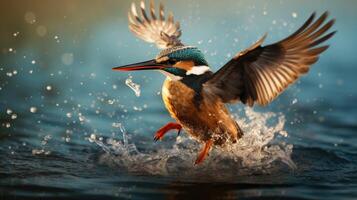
[167,59,176,65]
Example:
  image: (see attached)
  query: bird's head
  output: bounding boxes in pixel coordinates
[113,46,210,80]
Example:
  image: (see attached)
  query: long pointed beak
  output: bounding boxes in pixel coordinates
[112,59,165,71]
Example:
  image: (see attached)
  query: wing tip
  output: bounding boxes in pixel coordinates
[140,1,145,9]
[131,2,137,16]
[310,11,317,21]
[322,11,330,18]
[125,0,183,49]
[261,32,268,42]
[329,18,336,27]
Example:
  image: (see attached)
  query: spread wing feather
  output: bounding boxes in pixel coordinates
[204,12,336,106]
[128,0,183,49]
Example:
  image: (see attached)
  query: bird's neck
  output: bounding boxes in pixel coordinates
[180,71,213,93]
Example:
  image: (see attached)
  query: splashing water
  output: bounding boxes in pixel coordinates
[32,134,52,155]
[91,108,295,179]
[125,76,141,97]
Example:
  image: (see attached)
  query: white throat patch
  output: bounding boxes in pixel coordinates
[186,66,210,75]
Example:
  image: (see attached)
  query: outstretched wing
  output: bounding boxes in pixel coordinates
[128,0,183,49]
[203,12,336,106]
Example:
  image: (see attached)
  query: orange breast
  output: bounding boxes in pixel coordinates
[162,78,195,121]
[161,78,242,145]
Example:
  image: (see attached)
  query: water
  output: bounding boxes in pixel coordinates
[1,0,357,199]
[125,76,141,97]
[93,108,295,177]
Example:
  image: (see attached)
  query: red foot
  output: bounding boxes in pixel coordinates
[194,140,213,165]
[154,122,182,142]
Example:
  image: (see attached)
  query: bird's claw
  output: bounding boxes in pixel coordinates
[177,129,181,136]
[153,122,182,142]
[153,135,161,142]
[194,140,213,165]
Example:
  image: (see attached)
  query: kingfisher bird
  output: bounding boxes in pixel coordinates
[113,1,336,164]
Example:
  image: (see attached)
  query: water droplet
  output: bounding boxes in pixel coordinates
[61,53,74,66]
[36,25,47,37]
[53,35,60,43]
[112,122,121,128]
[133,106,142,111]
[318,116,325,122]
[66,112,72,118]
[46,85,52,91]
[32,149,44,155]
[89,134,96,142]
[6,109,13,115]
[292,12,298,18]
[79,115,85,122]
[125,76,141,97]
[44,134,52,141]
[31,60,36,64]
[292,98,298,104]
[24,12,36,24]
[11,114,17,120]
[32,149,50,155]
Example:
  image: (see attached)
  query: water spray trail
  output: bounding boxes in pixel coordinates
[92,108,296,177]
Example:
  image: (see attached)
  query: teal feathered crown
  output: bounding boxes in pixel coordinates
[157,46,208,66]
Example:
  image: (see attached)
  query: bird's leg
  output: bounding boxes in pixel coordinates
[194,140,213,165]
[154,122,182,141]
